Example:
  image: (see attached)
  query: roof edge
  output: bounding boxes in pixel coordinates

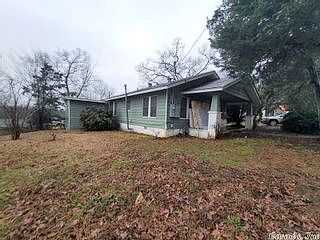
[107,70,218,101]
[64,97,106,104]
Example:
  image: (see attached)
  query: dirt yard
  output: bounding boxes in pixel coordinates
[0,131,319,239]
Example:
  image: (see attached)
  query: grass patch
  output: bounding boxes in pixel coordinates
[227,215,245,231]
[0,218,9,239]
[110,159,132,171]
[0,168,37,209]
[166,138,259,167]
[85,192,129,217]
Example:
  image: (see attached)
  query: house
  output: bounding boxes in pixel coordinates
[65,71,261,139]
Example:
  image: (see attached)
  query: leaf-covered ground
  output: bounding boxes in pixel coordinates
[0,131,319,239]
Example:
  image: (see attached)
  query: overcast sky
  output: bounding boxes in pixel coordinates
[0,0,221,94]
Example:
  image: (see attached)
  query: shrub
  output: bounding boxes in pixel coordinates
[282,111,319,135]
[80,108,119,131]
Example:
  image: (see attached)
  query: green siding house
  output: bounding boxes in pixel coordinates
[65,71,261,139]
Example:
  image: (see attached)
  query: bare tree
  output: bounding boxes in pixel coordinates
[53,48,94,97]
[136,38,214,85]
[0,55,32,140]
[84,78,114,100]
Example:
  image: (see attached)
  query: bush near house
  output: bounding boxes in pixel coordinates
[282,111,320,134]
[80,108,119,131]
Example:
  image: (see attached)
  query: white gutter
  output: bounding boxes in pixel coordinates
[64,97,106,104]
[107,86,169,101]
[182,88,223,94]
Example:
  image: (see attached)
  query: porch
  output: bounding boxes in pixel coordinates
[182,78,260,139]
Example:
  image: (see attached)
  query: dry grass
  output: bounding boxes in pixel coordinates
[0,130,319,239]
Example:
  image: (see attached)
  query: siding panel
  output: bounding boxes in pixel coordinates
[112,90,167,129]
[67,100,107,129]
[166,87,189,130]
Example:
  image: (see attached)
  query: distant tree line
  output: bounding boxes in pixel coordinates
[0,49,113,139]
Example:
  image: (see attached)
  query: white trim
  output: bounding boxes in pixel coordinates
[108,86,168,101]
[182,88,223,94]
[64,97,106,104]
[148,96,151,117]
[142,95,158,118]
[150,95,158,118]
[189,128,209,139]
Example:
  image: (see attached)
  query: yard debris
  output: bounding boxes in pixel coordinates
[135,192,145,206]
[0,130,319,239]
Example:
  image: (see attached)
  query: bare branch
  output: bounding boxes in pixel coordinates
[136,38,214,85]
[53,48,94,97]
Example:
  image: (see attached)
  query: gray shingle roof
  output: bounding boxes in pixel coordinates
[182,77,239,94]
[107,70,219,100]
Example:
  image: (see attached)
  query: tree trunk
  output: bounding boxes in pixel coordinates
[307,58,320,128]
[10,128,21,140]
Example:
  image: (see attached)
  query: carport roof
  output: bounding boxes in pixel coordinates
[181,77,240,94]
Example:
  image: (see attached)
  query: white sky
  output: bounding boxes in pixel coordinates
[0,0,221,94]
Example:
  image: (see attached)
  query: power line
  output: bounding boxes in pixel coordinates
[182,25,207,62]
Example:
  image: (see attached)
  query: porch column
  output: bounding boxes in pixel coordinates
[208,95,222,139]
[245,103,254,130]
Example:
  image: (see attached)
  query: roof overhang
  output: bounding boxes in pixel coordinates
[106,70,219,101]
[182,79,261,107]
[181,79,240,95]
[107,86,169,101]
[64,97,106,104]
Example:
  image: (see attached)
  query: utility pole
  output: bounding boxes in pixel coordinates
[124,84,129,130]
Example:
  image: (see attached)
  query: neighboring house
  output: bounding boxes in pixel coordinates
[65,71,261,139]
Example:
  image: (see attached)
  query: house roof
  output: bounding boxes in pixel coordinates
[106,70,219,101]
[64,97,107,104]
[65,70,261,106]
[182,77,261,105]
[181,77,240,94]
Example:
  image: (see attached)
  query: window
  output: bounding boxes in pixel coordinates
[150,96,157,117]
[142,96,157,117]
[180,97,187,118]
[113,102,117,115]
[143,97,149,117]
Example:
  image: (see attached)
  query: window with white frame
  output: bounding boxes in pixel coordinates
[142,96,157,117]
[150,96,157,117]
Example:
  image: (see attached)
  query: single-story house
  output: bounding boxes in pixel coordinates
[65,71,261,139]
